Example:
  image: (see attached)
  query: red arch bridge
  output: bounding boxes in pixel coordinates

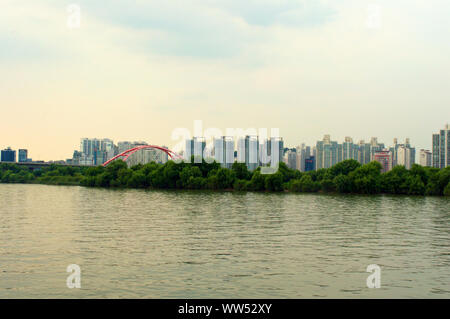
[102,145,182,167]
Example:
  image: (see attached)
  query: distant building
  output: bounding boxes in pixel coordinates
[286,150,297,169]
[127,147,168,166]
[260,137,283,170]
[237,136,259,171]
[305,156,315,172]
[1,147,16,162]
[79,138,116,165]
[342,137,358,161]
[70,150,82,165]
[419,149,432,167]
[316,135,339,169]
[396,143,416,169]
[358,140,372,165]
[213,136,234,168]
[18,149,28,163]
[185,137,206,163]
[296,145,306,172]
[374,150,393,173]
[118,141,134,154]
[79,154,94,166]
[432,124,450,168]
[389,138,415,169]
[295,144,315,172]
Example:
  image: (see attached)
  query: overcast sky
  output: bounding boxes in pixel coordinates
[1,0,449,160]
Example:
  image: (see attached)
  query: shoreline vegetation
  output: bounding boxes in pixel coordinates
[1,159,449,196]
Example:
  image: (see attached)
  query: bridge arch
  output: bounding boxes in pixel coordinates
[102,145,182,167]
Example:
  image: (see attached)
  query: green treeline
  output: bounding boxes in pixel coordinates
[1,159,450,196]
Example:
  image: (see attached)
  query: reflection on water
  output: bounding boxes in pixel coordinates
[0,184,449,298]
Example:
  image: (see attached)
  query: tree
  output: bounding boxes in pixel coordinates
[330,159,360,177]
[333,174,351,193]
[409,164,428,184]
[116,168,132,186]
[189,176,206,189]
[287,179,302,192]
[207,174,219,190]
[85,165,105,177]
[321,179,335,192]
[299,174,319,192]
[444,182,450,196]
[248,170,266,191]
[149,167,167,188]
[179,166,204,188]
[349,162,382,194]
[95,172,112,187]
[277,162,297,182]
[437,168,450,194]
[232,162,251,180]
[405,175,425,195]
[234,179,249,191]
[163,161,183,188]
[127,171,147,188]
[216,168,236,189]
[264,172,283,191]
[381,165,409,194]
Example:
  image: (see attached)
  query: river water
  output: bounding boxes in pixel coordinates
[0,183,449,298]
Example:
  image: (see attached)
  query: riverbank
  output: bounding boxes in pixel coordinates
[1,160,449,196]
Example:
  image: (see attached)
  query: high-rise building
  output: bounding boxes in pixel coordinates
[389,138,400,167]
[396,143,416,169]
[241,136,259,171]
[296,144,306,172]
[18,149,28,163]
[1,147,16,162]
[316,135,339,169]
[118,141,134,154]
[185,137,206,163]
[260,137,283,170]
[374,150,393,173]
[389,138,415,169]
[342,137,355,161]
[271,137,284,167]
[80,138,117,165]
[224,138,235,168]
[127,147,168,166]
[358,140,372,165]
[305,156,315,172]
[311,135,415,170]
[432,124,450,168]
[70,150,82,165]
[79,154,94,166]
[213,136,235,168]
[213,137,225,165]
[286,150,297,170]
[369,137,385,161]
[419,149,432,167]
[295,144,315,172]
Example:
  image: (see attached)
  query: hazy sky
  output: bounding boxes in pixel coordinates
[1,0,449,160]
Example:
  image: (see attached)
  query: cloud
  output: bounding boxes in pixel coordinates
[65,0,335,59]
[206,0,335,27]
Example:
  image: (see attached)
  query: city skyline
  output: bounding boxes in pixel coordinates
[2,128,440,170]
[2,1,450,161]
[0,132,415,160]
